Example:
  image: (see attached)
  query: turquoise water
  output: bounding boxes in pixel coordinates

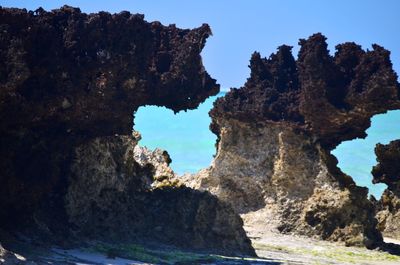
[135,93,400,198]
[332,111,400,198]
[134,93,220,174]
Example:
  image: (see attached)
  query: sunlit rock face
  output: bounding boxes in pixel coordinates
[0,6,218,227]
[66,134,255,255]
[373,140,400,239]
[186,33,400,248]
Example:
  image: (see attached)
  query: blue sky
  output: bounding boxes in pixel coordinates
[2,0,399,89]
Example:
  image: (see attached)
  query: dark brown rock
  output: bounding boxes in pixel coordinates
[188,33,400,248]
[0,5,257,257]
[372,140,400,191]
[373,140,400,239]
[0,6,218,228]
[211,33,400,150]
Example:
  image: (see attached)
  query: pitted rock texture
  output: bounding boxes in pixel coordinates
[186,119,381,247]
[186,33,399,248]
[376,190,400,240]
[65,135,153,226]
[66,135,255,256]
[211,34,400,150]
[131,131,180,188]
[373,140,400,239]
[0,6,218,227]
[372,140,400,191]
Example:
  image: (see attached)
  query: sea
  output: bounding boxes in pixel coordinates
[135,92,400,198]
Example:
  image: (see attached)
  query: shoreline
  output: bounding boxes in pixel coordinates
[2,233,400,265]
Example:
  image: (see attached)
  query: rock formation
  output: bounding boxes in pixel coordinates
[66,133,254,255]
[0,5,218,226]
[0,6,255,257]
[185,33,400,247]
[373,140,400,239]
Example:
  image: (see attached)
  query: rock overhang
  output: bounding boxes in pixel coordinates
[211,33,400,150]
[0,5,220,226]
[0,5,219,137]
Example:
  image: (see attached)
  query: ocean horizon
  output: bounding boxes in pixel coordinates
[135,92,400,198]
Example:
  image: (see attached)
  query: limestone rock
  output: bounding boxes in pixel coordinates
[0,6,218,229]
[132,134,179,187]
[66,135,255,256]
[0,5,259,260]
[187,119,380,247]
[373,140,400,239]
[65,135,152,227]
[375,190,400,239]
[186,33,400,248]
[372,140,400,191]
[210,34,400,150]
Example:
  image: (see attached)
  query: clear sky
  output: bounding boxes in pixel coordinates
[2,0,399,89]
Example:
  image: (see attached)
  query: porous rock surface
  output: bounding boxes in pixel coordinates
[66,134,254,255]
[373,140,400,239]
[0,5,218,227]
[186,33,400,248]
[210,35,400,149]
[0,5,256,258]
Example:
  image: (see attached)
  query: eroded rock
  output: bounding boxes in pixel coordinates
[376,190,400,240]
[186,33,400,248]
[372,140,400,191]
[0,5,259,259]
[210,34,400,150]
[66,134,255,255]
[373,140,400,239]
[0,6,218,228]
[187,119,380,247]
